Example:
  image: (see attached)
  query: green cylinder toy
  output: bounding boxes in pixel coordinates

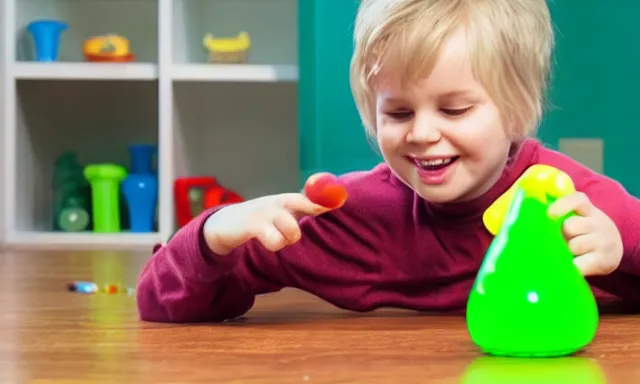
[466,165,599,357]
[84,163,127,233]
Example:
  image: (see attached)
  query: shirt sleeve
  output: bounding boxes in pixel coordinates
[135,205,282,323]
[136,173,392,323]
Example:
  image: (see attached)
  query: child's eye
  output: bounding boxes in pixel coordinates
[385,110,413,120]
[441,106,473,116]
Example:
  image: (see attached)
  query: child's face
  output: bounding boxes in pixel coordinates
[373,29,512,204]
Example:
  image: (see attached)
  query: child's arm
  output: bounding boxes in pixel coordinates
[136,173,390,323]
[135,207,282,323]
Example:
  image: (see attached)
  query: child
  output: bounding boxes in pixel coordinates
[137,0,640,323]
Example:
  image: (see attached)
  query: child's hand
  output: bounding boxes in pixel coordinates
[548,192,623,276]
[202,194,330,256]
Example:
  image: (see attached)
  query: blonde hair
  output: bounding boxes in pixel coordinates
[350,0,554,139]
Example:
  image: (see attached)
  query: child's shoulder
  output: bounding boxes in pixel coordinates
[531,140,622,191]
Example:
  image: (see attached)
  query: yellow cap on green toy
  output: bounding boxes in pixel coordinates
[483,164,576,235]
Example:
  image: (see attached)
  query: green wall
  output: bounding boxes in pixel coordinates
[299,1,639,196]
[298,0,381,185]
[539,2,640,196]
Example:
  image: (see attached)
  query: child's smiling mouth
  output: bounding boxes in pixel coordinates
[406,155,460,185]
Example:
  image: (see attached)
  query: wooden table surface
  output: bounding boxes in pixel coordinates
[1,250,639,383]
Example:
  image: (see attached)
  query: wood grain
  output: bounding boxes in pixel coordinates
[0,250,639,383]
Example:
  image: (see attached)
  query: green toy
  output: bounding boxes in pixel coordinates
[84,163,128,233]
[58,206,90,232]
[52,152,91,231]
[466,165,599,357]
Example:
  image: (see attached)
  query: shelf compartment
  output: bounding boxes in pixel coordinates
[16,0,158,63]
[173,0,297,65]
[9,80,160,237]
[173,82,299,202]
[172,63,297,82]
[13,62,158,80]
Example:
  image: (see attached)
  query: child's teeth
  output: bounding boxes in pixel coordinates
[420,158,452,166]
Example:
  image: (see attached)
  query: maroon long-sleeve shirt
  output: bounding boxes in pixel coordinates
[137,139,640,322]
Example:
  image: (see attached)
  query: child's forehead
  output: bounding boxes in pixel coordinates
[371,32,480,96]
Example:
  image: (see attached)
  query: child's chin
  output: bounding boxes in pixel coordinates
[394,171,468,203]
[415,186,461,204]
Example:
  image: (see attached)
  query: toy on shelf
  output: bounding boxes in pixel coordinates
[128,144,156,174]
[51,143,161,234]
[52,152,92,232]
[121,144,158,233]
[58,205,91,232]
[174,177,216,227]
[188,187,205,218]
[83,34,135,62]
[203,32,250,63]
[466,165,599,357]
[84,164,128,233]
[174,177,245,227]
[203,185,244,209]
[26,19,68,61]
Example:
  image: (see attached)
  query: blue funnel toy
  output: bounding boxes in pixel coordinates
[26,19,67,61]
[128,144,157,174]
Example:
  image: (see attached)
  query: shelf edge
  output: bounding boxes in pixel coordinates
[171,64,298,82]
[12,62,159,81]
[2,231,163,250]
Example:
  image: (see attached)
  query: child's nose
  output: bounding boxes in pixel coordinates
[406,115,442,143]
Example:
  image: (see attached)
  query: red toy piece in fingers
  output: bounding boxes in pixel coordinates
[304,172,348,209]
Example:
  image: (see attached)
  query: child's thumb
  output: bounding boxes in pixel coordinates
[280,193,333,218]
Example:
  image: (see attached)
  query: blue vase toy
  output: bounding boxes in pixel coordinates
[122,144,158,232]
[26,19,67,61]
[128,144,156,174]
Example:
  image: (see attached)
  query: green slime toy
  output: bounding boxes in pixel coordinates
[466,165,599,357]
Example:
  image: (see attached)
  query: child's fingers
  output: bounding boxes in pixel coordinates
[252,211,303,251]
[273,211,302,244]
[562,215,594,239]
[573,251,617,276]
[548,192,593,218]
[255,224,290,252]
[567,233,595,256]
[279,193,331,218]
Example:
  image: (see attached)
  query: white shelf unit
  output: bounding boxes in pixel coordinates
[1,0,300,250]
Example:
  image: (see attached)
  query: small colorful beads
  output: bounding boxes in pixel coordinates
[67,281,135,295]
